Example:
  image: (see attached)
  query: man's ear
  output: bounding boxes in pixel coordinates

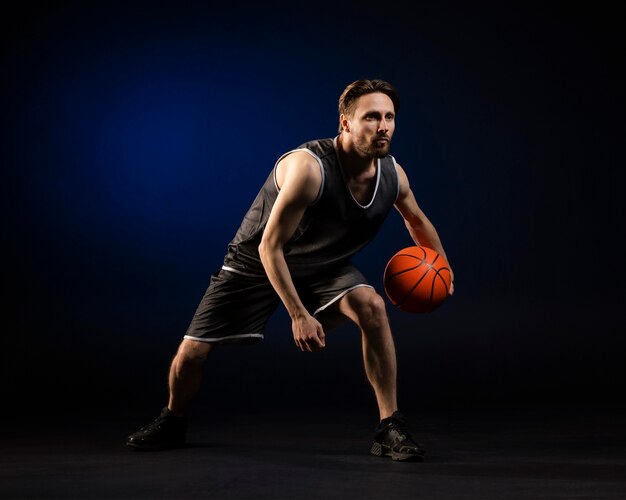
[340,113,350,132]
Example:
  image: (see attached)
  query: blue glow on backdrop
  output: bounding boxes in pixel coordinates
[2,1,623,410]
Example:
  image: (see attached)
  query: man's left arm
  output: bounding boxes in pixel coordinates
[393,162,455,295]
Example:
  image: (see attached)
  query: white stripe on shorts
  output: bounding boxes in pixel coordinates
[312,284,373,316]
[183,333,264,343]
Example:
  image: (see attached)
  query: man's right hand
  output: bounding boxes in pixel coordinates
[292,314,326,352]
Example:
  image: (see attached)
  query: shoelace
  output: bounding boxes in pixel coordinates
[387,421,420,447]
[139,414,168,432]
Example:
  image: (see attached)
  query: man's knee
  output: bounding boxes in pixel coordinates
[176,339,212,365]
[346,288,389,329]
[364,292,389,326]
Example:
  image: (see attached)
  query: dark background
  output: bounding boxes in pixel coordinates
[2,1,624,420]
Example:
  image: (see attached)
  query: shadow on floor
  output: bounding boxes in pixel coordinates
[1,405,625,499]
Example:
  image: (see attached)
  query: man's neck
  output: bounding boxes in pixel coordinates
[336,133,376,178]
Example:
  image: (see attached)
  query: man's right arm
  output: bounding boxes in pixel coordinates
[258,152,326,352]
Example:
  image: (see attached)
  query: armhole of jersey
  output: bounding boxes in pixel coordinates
[272,148,325,205]
[390,155,401,202]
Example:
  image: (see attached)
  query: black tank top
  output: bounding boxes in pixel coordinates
[222,137,400,278]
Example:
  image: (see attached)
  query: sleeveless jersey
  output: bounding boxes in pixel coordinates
[222,137,400,278]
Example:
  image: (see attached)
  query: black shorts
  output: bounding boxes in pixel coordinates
[183,263,372,345]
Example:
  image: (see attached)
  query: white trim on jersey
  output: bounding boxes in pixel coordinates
[272,148,325,205]
[390,155,401,202]
[221,265,264,278]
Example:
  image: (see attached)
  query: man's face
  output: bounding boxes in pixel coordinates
[347,92,395,158]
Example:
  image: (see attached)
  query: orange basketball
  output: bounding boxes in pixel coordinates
[383,246,452,313]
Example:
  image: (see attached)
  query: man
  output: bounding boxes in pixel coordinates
[126,79,454,462]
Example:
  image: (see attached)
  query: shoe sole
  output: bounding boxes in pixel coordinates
[126,440,185,451]
[370,442,425,462]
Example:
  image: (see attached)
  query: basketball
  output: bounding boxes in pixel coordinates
[383,245,452,313]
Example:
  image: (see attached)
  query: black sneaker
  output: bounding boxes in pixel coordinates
[370,411,426,461]
[126,407,187,451]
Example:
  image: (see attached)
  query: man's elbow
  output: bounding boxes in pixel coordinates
[405,217,425,232]
[258,238,277,262]
[258,240,269,261]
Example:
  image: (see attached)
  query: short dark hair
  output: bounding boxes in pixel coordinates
[338,79,400,132]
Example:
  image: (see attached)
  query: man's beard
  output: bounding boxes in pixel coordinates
[356,137,391,158]
[373,145,390,158]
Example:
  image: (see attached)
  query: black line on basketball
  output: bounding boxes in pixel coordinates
[385,261,429,282]
[396,262,435,308]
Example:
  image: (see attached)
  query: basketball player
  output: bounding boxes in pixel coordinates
[126,79,454,461]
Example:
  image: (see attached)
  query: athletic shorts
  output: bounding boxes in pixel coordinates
[183,262,372,345]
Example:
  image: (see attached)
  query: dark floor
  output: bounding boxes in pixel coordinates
[1,405,625,500]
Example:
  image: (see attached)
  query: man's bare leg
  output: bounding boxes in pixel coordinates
[337,287,398,420]
[337,286,425,461]
[126,338,212,450]
[168,339,213,417]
